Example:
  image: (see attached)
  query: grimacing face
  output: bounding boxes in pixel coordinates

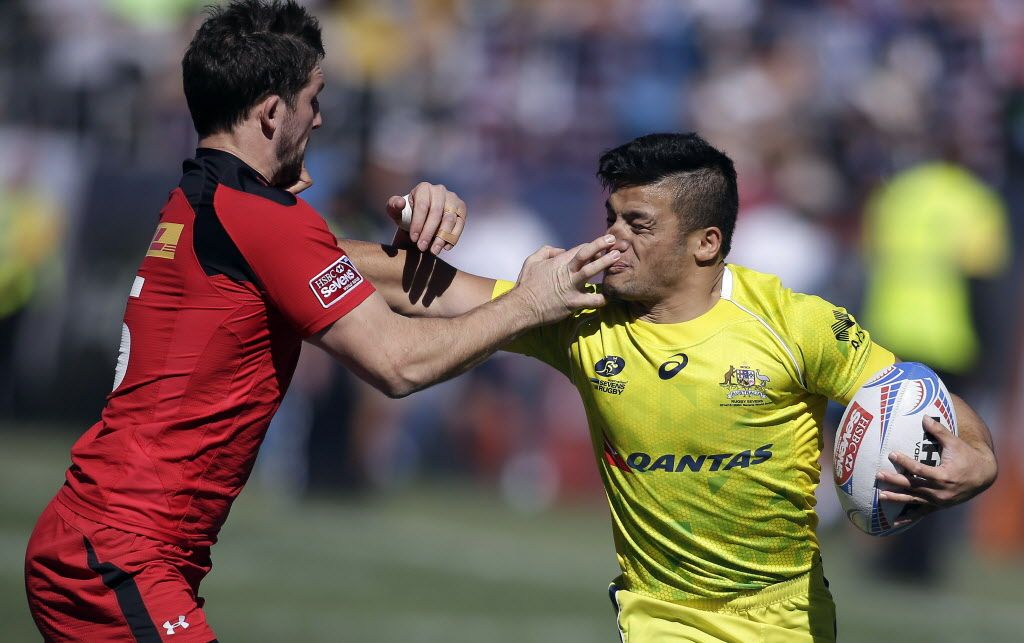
[273,66,323,187]
[602,181,691,303]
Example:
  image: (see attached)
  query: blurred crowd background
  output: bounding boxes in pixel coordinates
[2,0,1024,585]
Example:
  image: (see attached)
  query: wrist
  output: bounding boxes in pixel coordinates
[501,285,545,329]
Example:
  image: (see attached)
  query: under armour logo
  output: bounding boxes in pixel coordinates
[163,616,189,635]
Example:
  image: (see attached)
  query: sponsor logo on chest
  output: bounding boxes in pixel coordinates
[146,222,184,259]
[612,444,775,474]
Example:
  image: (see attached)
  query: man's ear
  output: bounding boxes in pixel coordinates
[694,226,722,263]
[258,95,282,139]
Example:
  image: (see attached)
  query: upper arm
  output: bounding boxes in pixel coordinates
[216,192,374,336]
[341,238,495,317]
[790,294,896,404]
[950,393,995,452]
[308,290,406,393]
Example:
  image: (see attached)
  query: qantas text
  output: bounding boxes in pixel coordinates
[623,444,773,473]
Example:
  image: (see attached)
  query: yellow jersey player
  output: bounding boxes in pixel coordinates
[346,134,998,642]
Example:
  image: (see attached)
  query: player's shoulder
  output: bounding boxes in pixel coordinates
[184,149,321,224]
[724,264,839,327]
[212,173,303,216]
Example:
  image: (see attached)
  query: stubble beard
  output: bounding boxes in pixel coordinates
[602,272,644,302]
[603,268,674,308]
[273,127,306,188]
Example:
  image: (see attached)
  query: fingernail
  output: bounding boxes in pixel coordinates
[411,232,419,242]
[888,453,897,462]
[604,235,615,243]
[609,250,620,259]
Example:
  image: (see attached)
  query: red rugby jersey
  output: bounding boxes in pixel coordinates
[57,149,374,547]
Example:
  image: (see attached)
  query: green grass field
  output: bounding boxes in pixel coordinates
[2,428,1021,642]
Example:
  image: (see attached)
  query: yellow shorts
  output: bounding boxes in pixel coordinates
[609,567,836,643]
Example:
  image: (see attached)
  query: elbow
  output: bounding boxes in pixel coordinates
[377,362,425,399]
[381,379,415,399]
[986,451,999,490]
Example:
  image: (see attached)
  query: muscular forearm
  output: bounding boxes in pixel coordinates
[381,288,539,396]
[952,394,996,460]
[318,236,614,398]
[343,239,494,317]
[315,290,532,397]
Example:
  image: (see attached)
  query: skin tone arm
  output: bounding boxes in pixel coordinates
[339,239,494,318]
[286,177,497,317]
[337,186,502,318]
[311,236,619,398]
[877,394,998,526]
[330,182,1000,515]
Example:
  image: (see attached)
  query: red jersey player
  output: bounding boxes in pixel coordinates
[23,2,620,641]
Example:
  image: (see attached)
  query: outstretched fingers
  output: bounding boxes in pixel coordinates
[569,235,617,273]
[567,236,618,287]
[887,451,935,480]
[525,245,566,265]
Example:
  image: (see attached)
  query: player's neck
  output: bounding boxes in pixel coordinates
[197,131,276,186]
[633,263,726,324]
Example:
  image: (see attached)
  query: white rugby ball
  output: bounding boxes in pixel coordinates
[833,362,957,536]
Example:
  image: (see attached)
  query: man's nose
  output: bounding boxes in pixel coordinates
[606,226,629,253]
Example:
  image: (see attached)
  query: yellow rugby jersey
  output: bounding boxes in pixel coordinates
[493,264,894,602]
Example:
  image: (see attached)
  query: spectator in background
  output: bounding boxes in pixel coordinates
[862,161,1011,379]
[0,133,66,414]
[3,0,1024,531]
[861,160,1011,582]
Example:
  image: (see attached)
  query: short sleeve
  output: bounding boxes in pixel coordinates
[491,280,575,377]
[215,188,375,337]
[789,293,896,405]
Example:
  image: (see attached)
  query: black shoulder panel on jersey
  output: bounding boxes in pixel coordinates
[198,147,297,207]
[181,151,259,283]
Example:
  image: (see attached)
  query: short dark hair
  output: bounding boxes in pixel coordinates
[182,0,324,138]
[597,133,739,257]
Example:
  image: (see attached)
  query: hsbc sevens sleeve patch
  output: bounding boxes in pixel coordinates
[309,256,365,308]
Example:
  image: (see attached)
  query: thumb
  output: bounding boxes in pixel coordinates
[575,293,607,309]
[285,165,313,194]
[385,196,406,222]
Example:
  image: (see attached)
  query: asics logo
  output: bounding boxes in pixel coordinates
[658,353,688,380]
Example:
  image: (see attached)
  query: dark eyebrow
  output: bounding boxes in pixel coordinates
[604,203,652,222]
[622,211,653,222]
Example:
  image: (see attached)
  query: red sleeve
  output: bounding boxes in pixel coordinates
[213,185,375,337]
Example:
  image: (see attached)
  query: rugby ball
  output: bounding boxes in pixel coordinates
[833,362,957,536]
